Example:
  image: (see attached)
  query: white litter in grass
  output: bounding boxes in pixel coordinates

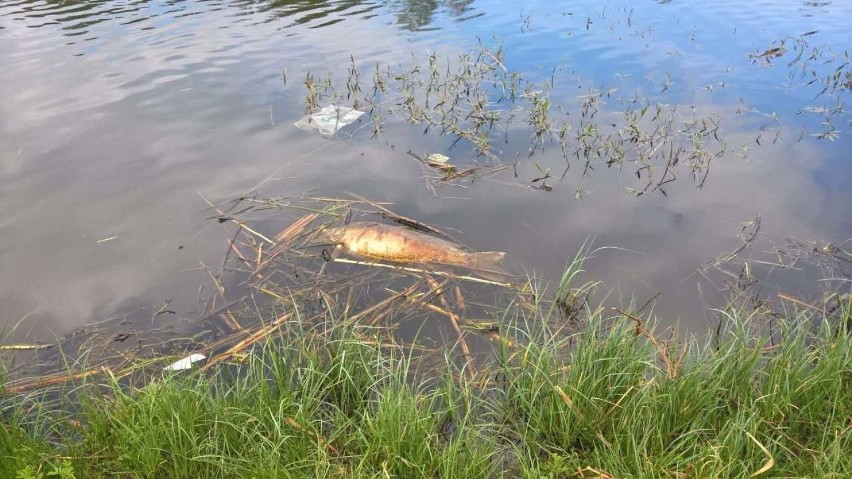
[163,354,207,371]
[294,104,365,137]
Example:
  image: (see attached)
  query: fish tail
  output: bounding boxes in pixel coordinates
[467,251,507,273]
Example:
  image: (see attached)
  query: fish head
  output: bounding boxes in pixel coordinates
[312,222,383,248]
[313,225,347,245]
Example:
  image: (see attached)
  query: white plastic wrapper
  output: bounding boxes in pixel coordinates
[294,104,365,137]
[163,353,207,372]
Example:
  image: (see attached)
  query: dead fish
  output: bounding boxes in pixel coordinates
[317,222,506,273]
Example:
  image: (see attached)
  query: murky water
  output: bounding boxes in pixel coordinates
[2,0,851,341]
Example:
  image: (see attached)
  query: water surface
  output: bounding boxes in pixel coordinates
[2,0,851,340]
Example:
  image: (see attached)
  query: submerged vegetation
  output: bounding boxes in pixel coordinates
[750,33,851,142]
[302,44,728,196]
[297,25,851,197]
[2,202,850,477]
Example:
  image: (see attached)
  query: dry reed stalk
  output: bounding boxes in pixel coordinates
[0,343,53,351]
[200,193,276,245]
[424,275,477,381]
[332,258,511,287]
[275,213,319,243]
[418,277,450,304]
[193,298,244,324]
[4,361,126,395]
[256,213,319,272]
[345,192,455,241]
[352,282,423,324]
[257,287,287,301]
[218,312,242,332]
[228,240,251,264]
[221,226,245,272]
[200,313,291,371]
[569,466,618,479]
[777,293,823,313]
[454,286,467,312]
[554,385,586,421]
[200,261,226,298]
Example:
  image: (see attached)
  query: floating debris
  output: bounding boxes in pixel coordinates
[2,195,522,395]
[425,153,454,172]
[749,44,787,65]
[406,150,506,193]
[294,104,365,137]
[0,343,54,351]
[163,354,206,372]
[698,213,761,274]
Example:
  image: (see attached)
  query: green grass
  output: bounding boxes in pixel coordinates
[496,308,851,478]
[2,274,850,478]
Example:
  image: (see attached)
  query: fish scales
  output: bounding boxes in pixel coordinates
[320,222,505,271]
[341,224,467,263]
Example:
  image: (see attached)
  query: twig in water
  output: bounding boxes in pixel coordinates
[332,257,512,287]
[201,313,292,371]
[0,343,54,351]
[193,298,245,325]
[345,192,457,241]
[425,275,477,380]
[777,293,823,313]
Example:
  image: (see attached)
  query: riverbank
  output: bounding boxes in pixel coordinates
[2,268,849,478]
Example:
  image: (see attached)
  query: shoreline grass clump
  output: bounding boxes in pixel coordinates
[494,305,850,477]
[2,276,850,478]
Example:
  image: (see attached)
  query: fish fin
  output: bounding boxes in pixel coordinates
[467,251,508,274]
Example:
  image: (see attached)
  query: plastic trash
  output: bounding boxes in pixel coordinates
[425,153,450,166]
[163,353,206,371]
[294,104,365,137]
[425,153,456,173]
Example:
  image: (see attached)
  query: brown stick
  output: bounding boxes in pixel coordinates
[221,225,244,273]
[199,193,276,245]
[777,293,823,313]
[201,314,291,371]
[229,240,250,264]
[454,286,467,312]
[193,298,244,324]
[276,213,319,243]
[4,367,105,395]
[636,291,662,314]
[332,258,511,287]
[0,343,53,351]
[218,312,241,333]
[256,213,319,272]
[424,275,477,381]
[351,281,422,325]
[200,261,226,298]
[345,192,458,242]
